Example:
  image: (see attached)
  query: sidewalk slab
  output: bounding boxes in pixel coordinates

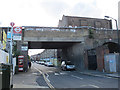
[13,65,47,88]
[105,74,120,78]
[79,70,120,78]
[13,84,48,88]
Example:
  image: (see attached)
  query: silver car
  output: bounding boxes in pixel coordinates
[46,62,54,67]
[61,61,75,71]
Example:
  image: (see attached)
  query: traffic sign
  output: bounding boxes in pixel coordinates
[13,27,22,40]
[21,46,28,51]
[7,31,11,39]
[13,27,22,34]
[10,22,15,27]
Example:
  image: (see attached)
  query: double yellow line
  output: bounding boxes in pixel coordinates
[33,66,55,90]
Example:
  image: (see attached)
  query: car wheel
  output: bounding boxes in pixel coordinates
[11,84,13,88]
[62,67,64,71]
[63,67,66,71]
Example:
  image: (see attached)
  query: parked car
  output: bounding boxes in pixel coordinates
[40,61,45,65]
[35,61,38,63]
[37,61,41,64]
[61,61,75,71]
[44,62,48,66]
[45,62,54,67]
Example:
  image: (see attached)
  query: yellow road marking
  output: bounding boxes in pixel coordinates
[33,66,55,90]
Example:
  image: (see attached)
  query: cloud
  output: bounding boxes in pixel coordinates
[0,0,118,27]
[40,0,69,17]
[70,1,102,18]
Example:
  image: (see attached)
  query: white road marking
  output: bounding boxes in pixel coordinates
[106,77,112,78]
[80,84,99,88]
[60,72,67,75]
[94,75,102,77]
[71,75,83,80]
[88,84,100,88]
[46,73,49,78]
[92,80,103,84]
[46,73,50,82]
[46,78,50,82]
[55,73,59,75]
[48,71,53,73]
[32,73,38,75]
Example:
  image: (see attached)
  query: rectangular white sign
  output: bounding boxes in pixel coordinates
[19,68,23,70]
[21,46,28,51]
[13,36,22,40]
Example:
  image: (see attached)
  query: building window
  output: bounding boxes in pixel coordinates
[80,20,88,26]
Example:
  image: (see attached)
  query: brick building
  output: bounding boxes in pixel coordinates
[58,15,112,29]
[58,15,118,72]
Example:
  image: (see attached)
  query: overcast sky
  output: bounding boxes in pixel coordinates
[0,0,119,27]
[0,0,119,56]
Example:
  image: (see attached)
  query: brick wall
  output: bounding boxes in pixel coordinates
[84,50,88,69]
[58,15,112,29]
[96,46,109,71]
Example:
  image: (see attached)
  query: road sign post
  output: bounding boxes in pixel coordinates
[10,22,15,89]
[10,22,15,64]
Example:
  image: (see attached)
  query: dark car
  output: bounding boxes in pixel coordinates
[61,61,75,71]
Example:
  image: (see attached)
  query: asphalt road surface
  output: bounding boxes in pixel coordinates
[33,62,118,89]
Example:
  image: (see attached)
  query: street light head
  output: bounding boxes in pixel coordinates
[104,16,110,18]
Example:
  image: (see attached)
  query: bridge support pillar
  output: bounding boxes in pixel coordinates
[16,41,28,72]
[61,43,85,71]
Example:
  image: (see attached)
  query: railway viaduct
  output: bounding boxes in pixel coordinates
[16,26,119,71]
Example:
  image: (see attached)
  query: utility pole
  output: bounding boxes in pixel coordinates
[115,19,120,53]
[104,16,120,53]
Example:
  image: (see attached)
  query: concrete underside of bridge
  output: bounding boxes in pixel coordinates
[28,42,85,70]
[28,42,80,49]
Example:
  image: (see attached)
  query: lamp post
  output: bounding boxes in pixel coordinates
[104,16,120,53]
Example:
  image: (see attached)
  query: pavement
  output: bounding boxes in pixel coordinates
[13,65,120,88]
[79,70,120,78]
[13,66,48,88]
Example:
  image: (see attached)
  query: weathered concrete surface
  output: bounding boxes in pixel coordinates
[21,27,119,71]
[58,29,119,70]
[61,43,85,71]
[23,27,88,42]
[16,41,28,72]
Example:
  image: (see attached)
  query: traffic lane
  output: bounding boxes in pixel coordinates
[64,71,118,88]
[68,71,118,88]
[48,71,118,88]
[32,62,60,73]
[33,63,118,88]
[48,73,90,88]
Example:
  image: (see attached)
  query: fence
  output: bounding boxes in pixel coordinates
[0,49,9,64]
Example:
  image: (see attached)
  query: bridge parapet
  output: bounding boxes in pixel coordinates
[23,26,118,42]
[23,27,89,42]
[92,29,118,39]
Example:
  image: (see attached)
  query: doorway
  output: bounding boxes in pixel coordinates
[87,49,97,70]
[88,55,97,70]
